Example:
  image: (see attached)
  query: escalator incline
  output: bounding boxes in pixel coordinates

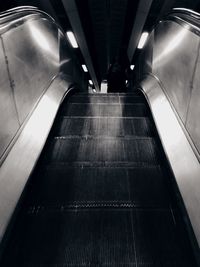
[1,92,197,267]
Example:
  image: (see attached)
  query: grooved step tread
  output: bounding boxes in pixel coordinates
[53,117,154,137]
[69,95,145,104]
[61,103,148,117]
[74,92,142,97]
[26,166,171,208]
[44,137,159,165]
[3,209,195,267]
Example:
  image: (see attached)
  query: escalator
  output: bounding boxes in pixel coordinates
[1,90,197,266]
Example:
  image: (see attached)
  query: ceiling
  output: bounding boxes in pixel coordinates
[1,0,200,90]
[77,0,134,80]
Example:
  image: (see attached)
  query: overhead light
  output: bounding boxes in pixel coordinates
[82,64,88,72]
[137,32,149,49]
[89,80,93,85]
[66,31,78,48]
[130,65,135,70]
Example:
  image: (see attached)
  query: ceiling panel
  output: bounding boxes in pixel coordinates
[88,0,128,79]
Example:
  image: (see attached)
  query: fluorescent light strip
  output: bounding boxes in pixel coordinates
[66,31,78,48]
[82,64,88,72]
[137,32,149,49]
[89,80,93,85]
[130,65,135,70]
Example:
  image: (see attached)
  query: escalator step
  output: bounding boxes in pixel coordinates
[44,137,159,165]
[134,209,196,267]
[120,95,145,104]
[69,95,145,104]
[3,210,136,266]
[26,166,170,208]
[127,167,171,208]
[2,209,194,267]
[74,91,142,97]
[54,117,154,137]
[61,103,148,117]
[26,167,129,206]
[69,95,120,104]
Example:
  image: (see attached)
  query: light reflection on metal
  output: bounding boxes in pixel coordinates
[153,93,183,145]
[66,31,78,48]
[153,28,189,65]
[81,64,88,72]
[30,25,51,52]
[24,94,57,144]
[89,80,93,85]
[137,32,149,49]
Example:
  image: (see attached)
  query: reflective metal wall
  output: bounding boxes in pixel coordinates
[0,8,86,161]
[138,18,200,155]
[0,41,20,157]
[3,16,59,123]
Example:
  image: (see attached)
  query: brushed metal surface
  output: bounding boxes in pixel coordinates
[3,17,59,123]
[138,10,200,158]
[186,46,200,153]
[138,12,200,159]
[0,6,86,164]
[0,74,73,242]
[0,41,19,159]
[153,21,199,124]
[140,75,200,248]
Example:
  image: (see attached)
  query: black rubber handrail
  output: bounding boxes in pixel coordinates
[167,8,200,32]
[0,6,55,27]
[0,6,37,18]
[171,8,200,20]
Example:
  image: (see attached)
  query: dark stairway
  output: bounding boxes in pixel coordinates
[1,91,197,266]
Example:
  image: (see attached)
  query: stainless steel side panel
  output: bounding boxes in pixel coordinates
[152,21,199,124]
[0,74,72,242]
[141,75,200,247]
[2,16,59,124]
[0,41,19,158]
[186,49,200,153]
[0,7,85,166]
